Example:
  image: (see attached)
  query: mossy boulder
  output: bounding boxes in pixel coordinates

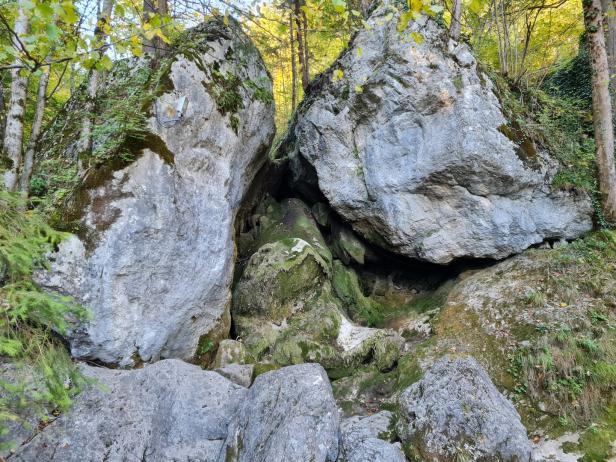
[233,238,330,322]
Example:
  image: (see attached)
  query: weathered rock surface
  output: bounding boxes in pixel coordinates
[219,363,340,462]
[35,19,275,366]
[281,2,592,264]
[11,359,247,461]
[0,363,45,458]
[232,197,402,370]
[338,411,405,462]
[397,356,531,461]
[216,363,254,387]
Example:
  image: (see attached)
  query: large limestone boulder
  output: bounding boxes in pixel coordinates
[397,356,532,461]
[219,363,340,462]
[35,18,275,366]
[10,360,247,461]
[280,2,592,264]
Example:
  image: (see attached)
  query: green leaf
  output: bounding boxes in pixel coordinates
[45,23,60,41]
[97,54,113,71]
[332,0,346,14]
[397,10,414,32]
[35,2,54,19]
[410,31,424,44]
[115,3,125,18]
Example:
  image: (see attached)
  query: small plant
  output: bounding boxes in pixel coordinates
[0,192,90,451]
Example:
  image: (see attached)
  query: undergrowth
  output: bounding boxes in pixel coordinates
[508,231,616,432]
[0,192,89,452]
[490,71,597,195]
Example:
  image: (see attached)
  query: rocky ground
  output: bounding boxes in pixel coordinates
[2,2,615,461]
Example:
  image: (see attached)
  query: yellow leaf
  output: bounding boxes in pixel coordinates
[355,85,363,93]
[410,32,424,44]
[332,69,344,82]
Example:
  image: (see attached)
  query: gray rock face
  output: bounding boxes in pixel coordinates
[397,356,532,461]
[283,3,592,264]
[11,360,247,461]
[338,411,406,462]
[36,20,275,366]
[219,363,340,462]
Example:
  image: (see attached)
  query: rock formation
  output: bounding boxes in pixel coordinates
[397,356,532,461]
[279,2,593,264]
[35,18,275,366]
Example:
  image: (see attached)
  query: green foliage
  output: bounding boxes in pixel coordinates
[544,35,592,106]
[508,231,616,427]
[0,192,89,450]
[491,71,597,194]
[205,67,245,116]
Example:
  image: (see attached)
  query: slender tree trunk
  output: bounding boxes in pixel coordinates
[0,76,6,149]
[3,7,29,192]
[143,0,156,56]
[77,0,114,173]
[19,67,49,194]
[450,0,462,40]
[584,0,616,219]
[289,11,297,111]
[143,0,168,57]
[302,10,310,83]
[601,0,616,126]
[293,0,309,90]
[157,0,169,57]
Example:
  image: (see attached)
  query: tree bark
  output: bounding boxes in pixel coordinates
[601,0,616,125]
[293,0,309,90]
[289,11,297,111]
[302,10,310,83]
[76,0,114,173]
[450,0,462,40]
[3,6,29,192]
[584,0,616,220]
[19,67,50,194]
[0,76,6,150]
[143,0,169,57]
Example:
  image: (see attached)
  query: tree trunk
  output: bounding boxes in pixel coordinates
[289,11,297,111]
[601,0,616,126]
[584,0,616,220]
[450,0,462,40]
[76,0,114,173]
[2,7,29,192]
[143,0,168,57]
[0,76,6,151]
[293,0,309,90]
[302,10,310,84]
[19,67,50,194]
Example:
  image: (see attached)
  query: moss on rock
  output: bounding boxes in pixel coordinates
[233,238,329,322]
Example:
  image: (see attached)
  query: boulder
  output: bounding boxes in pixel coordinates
[233,196,402,371]
[10,359,247,461]
[35,18,275,366]
[337,411,406,462]
[397,356,531,461]
[214,339,252,368]
[218,363,340,462]
[280,2,592,264]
